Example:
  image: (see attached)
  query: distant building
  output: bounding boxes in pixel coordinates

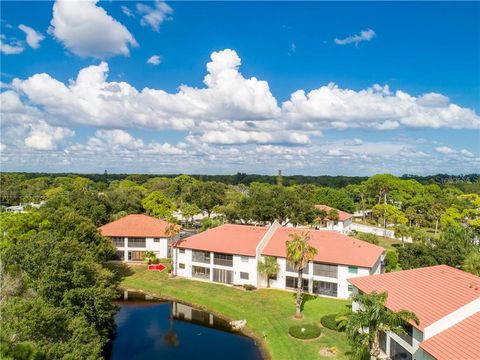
[173,221,384,299]
[5,201,45,213]
[315,204,353,234]
[98,214,180,261]
[349,265,480,360]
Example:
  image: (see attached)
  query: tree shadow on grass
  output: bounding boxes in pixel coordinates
[106,261,134,283]
[290,292,318,312]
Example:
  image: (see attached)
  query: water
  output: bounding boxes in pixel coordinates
[110,291,264,360]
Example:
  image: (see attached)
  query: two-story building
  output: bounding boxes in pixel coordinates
[173,222,384,299]
[315,204,353,234]
[99,214,180,261]
[348,265,480,360]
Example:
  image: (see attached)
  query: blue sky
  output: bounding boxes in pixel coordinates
[1,1,479,175]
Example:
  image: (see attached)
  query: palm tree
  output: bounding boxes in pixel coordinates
[346,291,418,360]
[257,256,280,288]
[143,250,157,265]
[286,231,317,319]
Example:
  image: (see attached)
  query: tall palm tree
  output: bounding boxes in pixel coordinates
[346,291,418,360]
[286,231,317,318]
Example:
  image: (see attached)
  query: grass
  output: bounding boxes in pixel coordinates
[116,264,351,360]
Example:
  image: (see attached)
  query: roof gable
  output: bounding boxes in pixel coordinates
[262,227,384,268]
[98,214,179,238]
[349,265,480,330]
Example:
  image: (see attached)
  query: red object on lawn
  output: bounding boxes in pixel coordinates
[148,264,166,271]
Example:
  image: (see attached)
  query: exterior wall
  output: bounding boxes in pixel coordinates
[112,236,170,261]
[267,257,372,299]
[321,218,352,234]
[173,248,258,287]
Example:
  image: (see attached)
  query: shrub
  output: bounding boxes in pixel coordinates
[243,284,256,291]
[356,232,380,245]
[385,250,398,272]
[320,314,338,331]
[288,324,321,340]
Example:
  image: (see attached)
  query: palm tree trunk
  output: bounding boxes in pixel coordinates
[370,333,381,360]
[435,218,439,235]
[295,269,303,318]
[267,276,270,288]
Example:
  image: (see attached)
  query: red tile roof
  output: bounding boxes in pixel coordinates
[420,312,480,360]
[315,204,353,221]
[262,227,384,268]
[175,224,268,257]
[349,265,480,330]
[98,214,180,238]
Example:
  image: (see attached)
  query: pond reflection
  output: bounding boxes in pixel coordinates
[110,291,263,360]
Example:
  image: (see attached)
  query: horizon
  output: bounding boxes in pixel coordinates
[1,1,479,175]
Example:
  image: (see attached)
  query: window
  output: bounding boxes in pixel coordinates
[348,266,358,274]
[212,268,233,284]
[153,238,160,243]
[112,237,124,247]
[389,338,412,360]
[396,323,413,346]
[192,266,210,279]
[379,331,387,353]
[286,261,309,274]
[313,263,338,278]
[334,220,339,225]
[128,237,146,248]
[240,272,249,280]
[312,280,338,297]
[192,250,210,264]
[285,276,309,291]
[241,256,249,263]
[128,251,146,261]
[179,263,185,269]
[115,250,125,261]
[348,285,354,293]
[213,253,233,267]
[179,249,185,254]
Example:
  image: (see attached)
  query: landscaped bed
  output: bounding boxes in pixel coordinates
[115,264,351,360]
[289,324,322,340]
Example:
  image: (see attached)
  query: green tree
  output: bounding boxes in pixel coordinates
[257,256,280,288]
[385,250,398,272]
[372,204,407,238]
[286,232,317,318]
[141,191,175,219]
[463,252,480,276]
[180,203,201,226]
[346,292,418,360]
[313,187,355,213]
[393,224,410,245]
[187,181,226,217]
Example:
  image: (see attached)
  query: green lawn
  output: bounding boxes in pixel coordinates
[117,264,351,360]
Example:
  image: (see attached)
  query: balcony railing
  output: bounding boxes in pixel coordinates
[213,253,233,267]
[192,251,210,264]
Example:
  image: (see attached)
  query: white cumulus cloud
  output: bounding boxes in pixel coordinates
[49,0,138,58]
[136,0,172,32]
[334,29,376,46]
[435,146,456,155]
[18,24,45,49]
[0,36,24,55]
[147,55,161,65]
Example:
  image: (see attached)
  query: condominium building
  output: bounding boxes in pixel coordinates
[173,221,384,299]
[349,265,480,360]
[99,214,180,261]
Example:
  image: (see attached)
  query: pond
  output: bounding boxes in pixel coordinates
[110,291,264,360]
